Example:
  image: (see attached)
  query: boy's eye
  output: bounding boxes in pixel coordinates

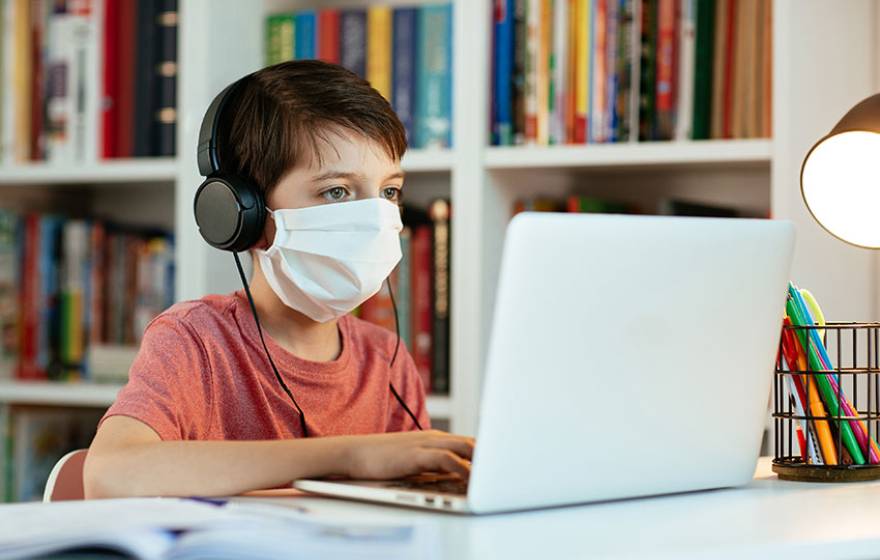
[322,186,350,202]
[381,186,402,202]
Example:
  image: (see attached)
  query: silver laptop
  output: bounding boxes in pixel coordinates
[294,213,795,514]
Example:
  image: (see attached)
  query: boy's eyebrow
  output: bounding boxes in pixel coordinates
[309,170,406,182]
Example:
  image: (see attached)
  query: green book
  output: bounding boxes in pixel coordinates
[638,0,658,141]
[691,0,715,139]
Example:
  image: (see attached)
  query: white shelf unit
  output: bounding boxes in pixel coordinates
[0,0,878,440]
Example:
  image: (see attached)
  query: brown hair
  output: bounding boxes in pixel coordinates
[216,60,408,196]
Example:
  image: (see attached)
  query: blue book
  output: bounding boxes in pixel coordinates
[294,11,316,59]
[416,4,453,149]
[38,216,63,378]
[493,0,515,146]
[392,7,418,146]
[340,9,367,77]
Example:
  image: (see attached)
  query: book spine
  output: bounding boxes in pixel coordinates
[627,0,641,142]
[115,0,135,158]
[675,0,695,140]
[590,0,606,143]
[265,14,281,66]
[0,0,12,163]
[721,0,735,139]
[761,0,771,137]
[155,0,177,157]
[133,0,157,157]
[691,0,713,139]
[100,0,118,158]
[294,10,316,60]
[573,0,588,143]
[604,0,618,142]
[549,0,566,144]
[0,211,19,379]
[564,0,577,143]
[410,224,432,393]
[638,0,657,141]
[613,0,634,142]
[654,0,677,140]
[512,0,527,144]
[392,7,417,146]
[81,0,102,163]
[340,9,366,77]
[398,227,411,350]
[416,4,452,149]
[429,199,450,395]
[536,0,550,145]
[279,14,294,62]
[29,0,46,161]
[39,216,63,380]
[17,215,39,379]
[524,0,538,143]
[367,6,391,100]
[317,9,340,64]
[89,221,104,348]
[493,0,514,145]
[45,9,73,163]
[12,0,31,162]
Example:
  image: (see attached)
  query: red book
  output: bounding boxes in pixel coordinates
[101,0,120,158]
[722,0,736,139]
[116,0,137,158]
[410,225,433,393]
[30,0,44,160]
[318,10,340,64]
[654,0,678,140]
[18,215,43,379]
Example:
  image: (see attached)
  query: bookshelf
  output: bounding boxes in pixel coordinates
[0,0,878,447]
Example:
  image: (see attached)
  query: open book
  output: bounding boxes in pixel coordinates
[0,498,431,559]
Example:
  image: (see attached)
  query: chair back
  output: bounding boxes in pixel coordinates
[43,449,88,502]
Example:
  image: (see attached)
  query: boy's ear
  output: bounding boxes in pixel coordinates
[254,217,274,251]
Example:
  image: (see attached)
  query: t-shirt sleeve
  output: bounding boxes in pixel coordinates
[387,346,432,432]
[100,315,214,441]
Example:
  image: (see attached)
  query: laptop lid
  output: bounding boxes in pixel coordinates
[467,214,795,514]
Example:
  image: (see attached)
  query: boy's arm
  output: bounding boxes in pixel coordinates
[84,415,473,499]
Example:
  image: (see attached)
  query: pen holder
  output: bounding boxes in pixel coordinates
[773,322,880,482]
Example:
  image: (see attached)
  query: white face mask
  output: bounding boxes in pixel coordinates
[255,198,403,323]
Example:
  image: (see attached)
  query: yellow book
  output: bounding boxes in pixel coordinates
[12,0,30,162]
[367,6,392,100]
[279,15,294,62]
[573,0,589,143]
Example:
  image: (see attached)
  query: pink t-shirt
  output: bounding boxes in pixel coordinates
[101,290,430,441]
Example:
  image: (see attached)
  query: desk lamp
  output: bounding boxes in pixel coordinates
[801,93,880,248]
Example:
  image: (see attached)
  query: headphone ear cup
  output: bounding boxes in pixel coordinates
[194,174,266,252]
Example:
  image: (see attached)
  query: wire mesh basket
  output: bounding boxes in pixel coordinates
[773,322,880,482]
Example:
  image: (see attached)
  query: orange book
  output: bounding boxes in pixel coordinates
[536,0,551,144]
[573,0,590,143]
[565,0,578,143]
[710,0,727,138]
[761,0,772,137]
[12,0,31,162]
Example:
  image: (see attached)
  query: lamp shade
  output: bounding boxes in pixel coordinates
[801,93,880,249]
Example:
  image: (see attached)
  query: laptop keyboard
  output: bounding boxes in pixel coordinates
[386,473,469,496]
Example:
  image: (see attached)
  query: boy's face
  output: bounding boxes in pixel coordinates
[257,128,404,249]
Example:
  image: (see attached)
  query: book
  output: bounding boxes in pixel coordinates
[100,0,120,158]
[590,0,607,143]
[524,0,539,143]
[12,0,30,162]
[564,0,578,143]
[0,210,18,379]
[638,0,657,140]
[573,0,589,143]
[397,227,412,350]
[340,9,367,77]
[367,6,391,100]
[761,0,771,137]
[265,14,283,66]
[659,198,739,217]
[318,9,340,64]
[29,0,46,160]
[133,0,159,157]
[0,0,12,162]
[410,224,432,393]
[155,0,178,157]
[493,0,515,146]
[536,0,550,145]
[674,0,695,140]
[603,0,618,142]
[613,0,636,142]
[116,0,136,158]
[416,4,453,149]
[654,0,677,140]
[550,0,568,144]
[720,0,736,138]
[428,199,450,395]
[513,0,528,144]
[294,10,316,60]
[691,0,714,139]
[392,7,418,146]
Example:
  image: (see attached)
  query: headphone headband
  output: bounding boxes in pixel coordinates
[197,75,251,177]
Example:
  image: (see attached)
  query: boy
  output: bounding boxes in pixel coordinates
[84,61,473,499]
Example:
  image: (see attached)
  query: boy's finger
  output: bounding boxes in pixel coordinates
[418,449,471,479]
[423,435,475,459]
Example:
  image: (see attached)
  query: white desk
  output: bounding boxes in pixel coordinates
[230,458,880,559]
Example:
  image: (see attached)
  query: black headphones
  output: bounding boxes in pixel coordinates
[194,75,267,253]
[192,73,423,436]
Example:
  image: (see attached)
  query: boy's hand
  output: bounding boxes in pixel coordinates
[341,430,475,480]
